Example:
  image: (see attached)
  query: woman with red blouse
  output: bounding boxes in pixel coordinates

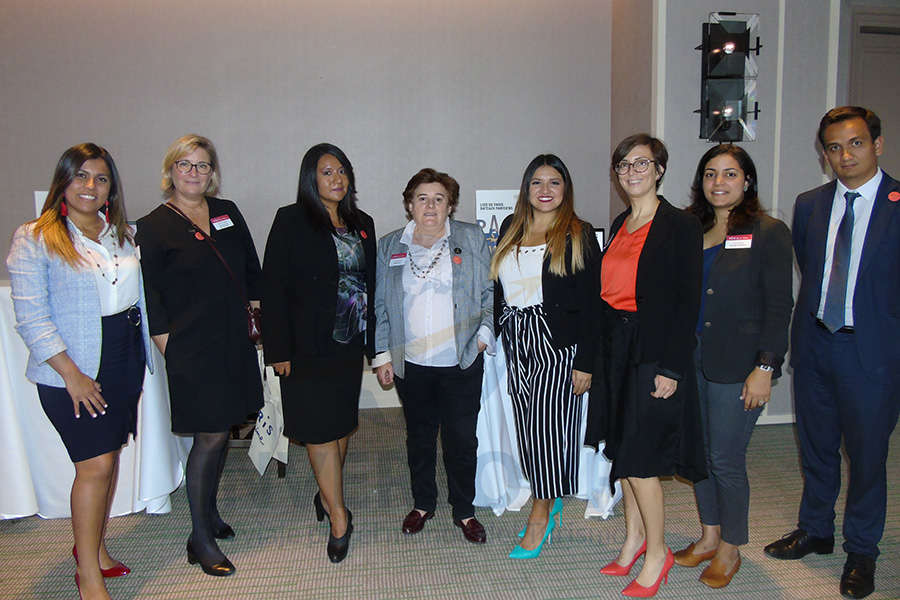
[587,134,705,598]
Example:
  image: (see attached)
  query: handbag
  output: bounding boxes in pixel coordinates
[165,202,262,343]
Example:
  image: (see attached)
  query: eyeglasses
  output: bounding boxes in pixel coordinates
[614,158,656,175]
[174,160,213,175]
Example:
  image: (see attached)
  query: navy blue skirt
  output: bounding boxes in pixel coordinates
[37,307,146,463]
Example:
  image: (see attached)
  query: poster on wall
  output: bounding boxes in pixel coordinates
[475,190,518,250]
[34,191,47,218]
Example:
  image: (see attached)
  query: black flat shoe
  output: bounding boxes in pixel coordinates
[327,509,354,563]
[314,492,330,523]
[213,523,235,540]
[840,553,876,599]
[186,539,235,577]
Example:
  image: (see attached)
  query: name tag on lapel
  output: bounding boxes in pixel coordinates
[389,252,408,267]
[725,234,752,249]
[211,215,234,230]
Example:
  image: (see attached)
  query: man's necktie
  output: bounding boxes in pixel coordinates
[822,191,860,332]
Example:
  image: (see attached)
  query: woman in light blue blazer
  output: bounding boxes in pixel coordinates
[7,144,152,600]
[373,168,494,545]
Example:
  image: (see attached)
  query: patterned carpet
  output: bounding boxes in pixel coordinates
[1,408,897,599]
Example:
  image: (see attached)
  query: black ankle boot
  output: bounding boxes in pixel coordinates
[186,538,236,577]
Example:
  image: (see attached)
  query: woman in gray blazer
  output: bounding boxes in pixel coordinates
[7,144,152,599]
[373,168,493,545]
[675,145,793,588]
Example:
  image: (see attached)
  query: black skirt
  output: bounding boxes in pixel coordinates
[37,307,146,463]
[587,302,706,488]
[279,333,364,444]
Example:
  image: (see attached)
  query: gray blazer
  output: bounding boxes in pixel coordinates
[374,219,493,379]
[6,223,154,387]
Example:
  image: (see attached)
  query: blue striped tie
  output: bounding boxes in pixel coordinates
[822,191,860,333]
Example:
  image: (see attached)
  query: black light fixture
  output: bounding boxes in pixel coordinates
[696,13,761,142]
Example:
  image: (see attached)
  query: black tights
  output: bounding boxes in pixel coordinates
[186,431,229,563]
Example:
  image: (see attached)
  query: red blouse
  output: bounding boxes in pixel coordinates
[600,221,652,312]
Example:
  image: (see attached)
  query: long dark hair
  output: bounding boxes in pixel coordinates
[687,144,761,233]
[296,143,364,233]
[33,143,129,266]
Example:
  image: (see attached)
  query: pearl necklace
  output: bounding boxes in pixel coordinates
[408,238,448,279]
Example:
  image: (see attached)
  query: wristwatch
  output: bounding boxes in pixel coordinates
[756,364,775,372]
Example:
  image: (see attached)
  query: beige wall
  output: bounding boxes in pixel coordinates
[0,0,614,276]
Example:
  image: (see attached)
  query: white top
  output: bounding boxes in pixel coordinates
[400,219,458,367]
[816,169,882,326]
[68,217,140,316]
[497,244,546,308]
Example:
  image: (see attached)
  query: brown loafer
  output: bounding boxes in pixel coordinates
[402,509,434,534]
[674,541,717,567]
[699,554,741,589]
[453,517,487,544]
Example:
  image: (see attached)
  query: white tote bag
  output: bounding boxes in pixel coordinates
[248,350,289,475]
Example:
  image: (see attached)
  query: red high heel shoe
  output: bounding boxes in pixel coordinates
[622,548,674,598]
[600,540,647,576]
[73,545,131,578]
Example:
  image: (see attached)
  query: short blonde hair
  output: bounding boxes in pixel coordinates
[160,134,221,198]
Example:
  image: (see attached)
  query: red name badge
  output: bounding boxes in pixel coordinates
[389,253,408,267]
[724,234,752,249]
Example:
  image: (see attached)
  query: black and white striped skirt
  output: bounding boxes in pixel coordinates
[499,303,582,499]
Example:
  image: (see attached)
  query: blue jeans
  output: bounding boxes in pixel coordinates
[692,338,762,546]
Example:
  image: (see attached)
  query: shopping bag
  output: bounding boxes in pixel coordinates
[249,351,289,475]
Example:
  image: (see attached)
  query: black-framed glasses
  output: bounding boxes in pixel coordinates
[174,160,213,175]
[614,158,656,175]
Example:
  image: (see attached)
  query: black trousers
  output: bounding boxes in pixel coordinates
[394,355,483,521]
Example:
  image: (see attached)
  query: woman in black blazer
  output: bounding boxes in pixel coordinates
[491,154,601,560]
[674,145,793,588]
[262,143,376,564]
[587,134,704,597]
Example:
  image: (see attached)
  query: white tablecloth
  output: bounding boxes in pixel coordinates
[0,286,190,519]
[474,343,622,518]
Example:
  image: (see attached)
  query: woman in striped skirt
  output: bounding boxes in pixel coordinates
[491,154,601,559]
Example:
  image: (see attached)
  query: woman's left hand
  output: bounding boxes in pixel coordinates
[741,368,773,410]
[651,374,677,399]
[572,369,592,396]
[477,341,487,353]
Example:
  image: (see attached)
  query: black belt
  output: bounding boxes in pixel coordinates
[813,315,854,334]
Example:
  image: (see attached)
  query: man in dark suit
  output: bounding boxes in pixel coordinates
[764,106,900,599]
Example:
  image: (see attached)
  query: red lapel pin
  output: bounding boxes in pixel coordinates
[360,230,368,239]
[452,255,462,264]
[889,191,900,202]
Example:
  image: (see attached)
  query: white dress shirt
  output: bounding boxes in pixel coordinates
[816,169,882,326]
[69,217,140,316]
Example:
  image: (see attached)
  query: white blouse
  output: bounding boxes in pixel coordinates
[497,244,546,308]
[68,217,140,316]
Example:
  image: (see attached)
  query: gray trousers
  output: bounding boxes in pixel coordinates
[693,339,762,546]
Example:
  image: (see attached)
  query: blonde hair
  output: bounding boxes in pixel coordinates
[490,154,586,279]
[33,143,130,267]
[160,134,221,198]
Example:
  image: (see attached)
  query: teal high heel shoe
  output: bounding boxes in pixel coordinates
[518,497,563,538]
[509,516,555,559]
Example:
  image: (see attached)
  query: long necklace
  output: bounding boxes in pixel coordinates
[408,238,448,279]
[81,235,120,285]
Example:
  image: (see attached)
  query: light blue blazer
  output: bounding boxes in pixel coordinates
[6,223,154,387]
[374,219,493,380]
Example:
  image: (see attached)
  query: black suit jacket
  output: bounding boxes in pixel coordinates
[605,197,702,380]
[261,203,377,363]
[698,214,793,382]
[791,171,900,377]
[493,216,601,374]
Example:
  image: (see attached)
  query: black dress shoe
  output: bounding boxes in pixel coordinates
[840,553,875,599]
[402,509,434,534]
[213,523,235,540]
[764,529,834,559]
[327,509,354,563]
[186,540,235,577]
[453,517,487,544]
